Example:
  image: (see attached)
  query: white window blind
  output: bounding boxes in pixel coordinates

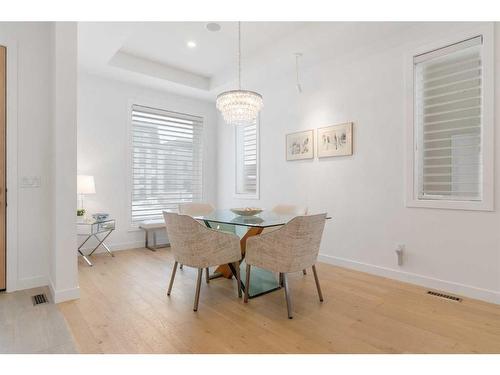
[235,120,258,197]
[131,105,203,224]
[414,36,483,201]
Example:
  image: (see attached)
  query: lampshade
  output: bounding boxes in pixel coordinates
[77,175,96,195]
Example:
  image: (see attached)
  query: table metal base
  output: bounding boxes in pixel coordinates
[144,229,169,251]
[202,219,282,299]
[78,231,114,267]
[228,261,281,299]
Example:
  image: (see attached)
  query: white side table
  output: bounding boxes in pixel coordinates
[77,218,115,266]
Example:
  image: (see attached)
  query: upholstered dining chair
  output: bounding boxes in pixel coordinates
[178,202,215,278]
[244,214,327,319]
[163,212,242,312]
[270,204,309,275]
[178,202,215,216]
[272,204,308,217]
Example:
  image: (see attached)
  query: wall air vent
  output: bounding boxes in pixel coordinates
[427,290,462,302]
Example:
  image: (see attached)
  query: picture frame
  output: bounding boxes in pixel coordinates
[317,122,353,158]
[286,129,314,161]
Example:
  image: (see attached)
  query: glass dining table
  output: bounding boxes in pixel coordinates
[193,209,330,299]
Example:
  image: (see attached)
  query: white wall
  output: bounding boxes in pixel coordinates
[50,22,79,303]
[77,72,218,250]
[1,22,53,291]
[217,23,500,304]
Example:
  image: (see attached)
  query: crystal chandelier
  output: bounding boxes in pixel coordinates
[216,22,263,125]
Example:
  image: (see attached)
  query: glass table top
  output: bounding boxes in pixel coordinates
[195,209,331,228]
[194,209,297,228]
[77,218,115,226]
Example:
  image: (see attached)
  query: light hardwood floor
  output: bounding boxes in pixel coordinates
[58,248,500,354]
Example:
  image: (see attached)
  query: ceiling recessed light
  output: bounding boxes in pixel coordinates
[206,23,221,32]
[187,41,197,48]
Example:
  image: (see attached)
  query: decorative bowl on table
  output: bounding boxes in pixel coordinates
[230,207,263,217]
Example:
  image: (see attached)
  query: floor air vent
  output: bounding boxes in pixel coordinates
[32,293,49,306]
[427,290,462,302]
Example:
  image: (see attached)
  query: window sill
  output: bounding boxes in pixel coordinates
[406,198,493,212]
[234,193,259,200]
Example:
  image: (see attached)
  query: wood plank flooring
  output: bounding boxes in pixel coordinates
[58,248,500,353]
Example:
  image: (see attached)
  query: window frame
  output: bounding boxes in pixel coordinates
[405,24,494,211]
[234,117,260,200]
[127,99,205,229]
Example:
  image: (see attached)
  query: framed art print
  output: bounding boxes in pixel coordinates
[317,122,353,158]
[286,130,314,161]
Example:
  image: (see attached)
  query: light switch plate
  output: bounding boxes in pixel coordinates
[20,176,41,188]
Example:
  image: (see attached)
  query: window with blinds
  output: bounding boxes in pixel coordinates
[235,120,259,197]
[414,36,483,201]
[131,105,203,224]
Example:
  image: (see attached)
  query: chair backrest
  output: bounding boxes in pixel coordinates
[246,214,326,273]
[163,212,240,268]
[272,204,308,216]
[178,202,215,216]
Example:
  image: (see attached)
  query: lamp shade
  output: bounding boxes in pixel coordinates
[77,175,96,194]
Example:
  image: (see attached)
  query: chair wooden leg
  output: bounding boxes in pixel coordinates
[167,261,178,296]
[302,269,307,275]
[279,272,284,287]
[193,268,203,311]
[244,264,251,303]
[312,264,324,302]
[205,267,210,284]
[283,273,293,319]
[234,262,242,298]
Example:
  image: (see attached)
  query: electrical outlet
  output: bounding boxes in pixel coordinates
[395,244,405,266]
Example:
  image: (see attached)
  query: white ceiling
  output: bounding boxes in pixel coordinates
[120,22,309,78]
[78,22,312,99]
[78,22,419,100]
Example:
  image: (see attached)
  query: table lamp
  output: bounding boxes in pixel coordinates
[77,175,95,216]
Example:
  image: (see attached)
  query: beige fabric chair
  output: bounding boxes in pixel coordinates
[163,212,242,311]
[244,214,327,319]
[178,202,215,216]
[270,204,309,275]
[178,202,215,278]
[272,204,308,216]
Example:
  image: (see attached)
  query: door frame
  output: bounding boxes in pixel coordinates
[0,38,19,292]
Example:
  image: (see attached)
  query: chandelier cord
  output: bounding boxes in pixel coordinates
[295,54,299,85]
[295,52,303,93]
[238,21,241,90]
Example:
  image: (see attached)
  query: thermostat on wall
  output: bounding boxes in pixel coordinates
[20,176,41,188]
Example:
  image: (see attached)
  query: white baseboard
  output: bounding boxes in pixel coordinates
[15,275,48,291]
[48,279,80,304]
[318,253,500,305]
